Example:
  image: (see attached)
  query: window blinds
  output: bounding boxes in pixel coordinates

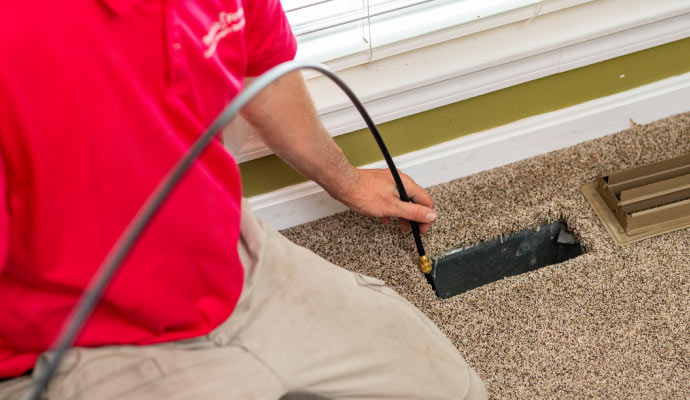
[281,0,591,67]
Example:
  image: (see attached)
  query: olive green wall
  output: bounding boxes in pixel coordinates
[240,37,690,197]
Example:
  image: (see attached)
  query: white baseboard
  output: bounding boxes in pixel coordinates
[249,71,690,230]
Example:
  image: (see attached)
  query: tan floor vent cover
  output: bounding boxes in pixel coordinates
[582,153,690,245]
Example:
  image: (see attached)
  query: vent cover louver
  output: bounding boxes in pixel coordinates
[582,153,690,245]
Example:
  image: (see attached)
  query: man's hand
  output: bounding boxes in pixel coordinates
[240,71,435,233]
[335,169,435,234]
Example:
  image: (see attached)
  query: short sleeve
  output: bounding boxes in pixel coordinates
[242,0,297,77]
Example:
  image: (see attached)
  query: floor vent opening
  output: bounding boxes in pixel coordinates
[427,220,584,299]
[582,152,690,245]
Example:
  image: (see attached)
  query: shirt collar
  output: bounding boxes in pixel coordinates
[99,0,141,16]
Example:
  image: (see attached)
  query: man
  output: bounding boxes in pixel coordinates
[0,0,487,398]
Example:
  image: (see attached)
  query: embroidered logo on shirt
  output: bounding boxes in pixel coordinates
[202,8,245,58]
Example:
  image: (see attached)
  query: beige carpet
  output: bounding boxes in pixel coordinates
[282,112,690,399]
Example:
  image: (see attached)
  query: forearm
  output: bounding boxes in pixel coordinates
[239,70,436,233]
[240,72,358,201]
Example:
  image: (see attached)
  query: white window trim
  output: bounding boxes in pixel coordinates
[226,0,690,163]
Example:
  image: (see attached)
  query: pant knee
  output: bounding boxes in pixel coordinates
[463,368,488,400]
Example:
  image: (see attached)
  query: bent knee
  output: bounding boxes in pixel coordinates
[462,367,488,400]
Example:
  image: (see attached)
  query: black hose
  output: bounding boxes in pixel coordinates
[317,66,426,256]
[23,61,426,400]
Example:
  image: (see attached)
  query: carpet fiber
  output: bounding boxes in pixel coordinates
[282,112,690,399]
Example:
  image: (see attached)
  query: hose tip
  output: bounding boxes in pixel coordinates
[418,255,432,274]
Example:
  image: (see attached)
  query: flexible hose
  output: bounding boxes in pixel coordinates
[23,61,427,400]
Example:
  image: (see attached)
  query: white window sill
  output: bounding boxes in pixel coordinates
[226,0,690,163]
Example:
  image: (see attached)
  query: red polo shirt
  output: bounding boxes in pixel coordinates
[0,0,296,377]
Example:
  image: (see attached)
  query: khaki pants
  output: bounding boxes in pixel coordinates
[1,200,487,399]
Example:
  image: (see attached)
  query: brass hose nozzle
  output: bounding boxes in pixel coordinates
[418,255,432,274]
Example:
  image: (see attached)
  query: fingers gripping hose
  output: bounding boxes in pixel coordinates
[24,61,428,400]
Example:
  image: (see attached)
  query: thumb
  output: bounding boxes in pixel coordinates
[394,201,437,223]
